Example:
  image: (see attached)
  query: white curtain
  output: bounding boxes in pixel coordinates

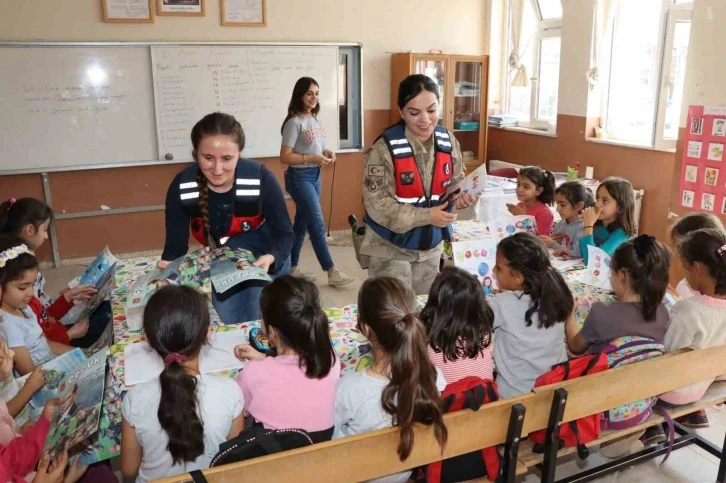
[587,0,619,86]
[508,0,529,87]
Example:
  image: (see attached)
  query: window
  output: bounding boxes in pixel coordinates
[503,0,562,130]
[338,46,362,149]
[603,0,692,150]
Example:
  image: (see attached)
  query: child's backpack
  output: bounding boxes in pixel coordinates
[413,376,503,483]
[600,336,665,430]
[188,424,313,482]
[529,354,609,459]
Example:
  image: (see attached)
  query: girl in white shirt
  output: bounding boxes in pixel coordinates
[121,285,244,483]
[669,212,724,298]
[334,277,447,483]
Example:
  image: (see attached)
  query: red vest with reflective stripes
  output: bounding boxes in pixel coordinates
[385,124,454,206]
[178,159,265,246]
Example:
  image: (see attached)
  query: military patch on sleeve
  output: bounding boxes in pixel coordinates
[365,177,379,192]
[367,165,385,177]
[400,171,415,185]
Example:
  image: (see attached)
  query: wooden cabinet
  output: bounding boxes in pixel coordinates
[390,53,489,170]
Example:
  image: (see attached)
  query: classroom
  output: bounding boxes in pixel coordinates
[0,0,725,482]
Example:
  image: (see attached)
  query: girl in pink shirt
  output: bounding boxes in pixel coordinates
[421,267,494,385]
[234,276,340,442]
[507,166,556,236]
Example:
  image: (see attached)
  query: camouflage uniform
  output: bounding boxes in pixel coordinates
[361,126,465,295]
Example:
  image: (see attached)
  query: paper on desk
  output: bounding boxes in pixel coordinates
[579,246,613,291]
[490,215,537,239]
[124,331,248,386]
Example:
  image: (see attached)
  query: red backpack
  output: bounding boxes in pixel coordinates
[414,377,503,483]
[528,354,608,459]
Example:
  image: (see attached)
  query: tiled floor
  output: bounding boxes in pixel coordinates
[43,238,724,483]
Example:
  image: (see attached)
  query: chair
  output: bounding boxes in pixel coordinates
[488,167,519,179]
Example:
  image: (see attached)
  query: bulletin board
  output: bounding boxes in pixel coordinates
[679,105,726,213]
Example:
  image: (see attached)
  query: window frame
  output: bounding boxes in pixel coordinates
[337,45,362,150]
[502,0,562,131]
[601,0,692,150]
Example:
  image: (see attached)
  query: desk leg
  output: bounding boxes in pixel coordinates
[540,388,568,483]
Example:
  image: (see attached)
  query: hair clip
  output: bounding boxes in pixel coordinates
[0,244,29,268]
[8,198,16,207]
[717,244,726,257]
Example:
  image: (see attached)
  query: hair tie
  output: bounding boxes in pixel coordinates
[633,234,655,260]
[0,244,29,268]
[7,198,16,207]
[717,244,726,257]
[163,353,187,365]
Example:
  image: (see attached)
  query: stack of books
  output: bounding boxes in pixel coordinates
[488,114,518,128]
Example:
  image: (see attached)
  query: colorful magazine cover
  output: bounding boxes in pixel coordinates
[68,247,118,289]
[210,248,271,294]
[43,349,108,460]
[76,373,122,466]
[62,263,117,327]
[23,348,88,418]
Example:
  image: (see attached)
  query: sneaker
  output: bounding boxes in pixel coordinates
[291,266,316,281]
[678,409,710,428]
[641,425,667,446]
[328,268,354,287]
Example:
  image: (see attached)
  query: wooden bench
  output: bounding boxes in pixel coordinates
[155,346,726,483]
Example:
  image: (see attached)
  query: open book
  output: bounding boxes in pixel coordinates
[42,349,108,460]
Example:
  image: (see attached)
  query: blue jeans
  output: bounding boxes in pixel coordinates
[212,256,291,324]
[284,167,334,271]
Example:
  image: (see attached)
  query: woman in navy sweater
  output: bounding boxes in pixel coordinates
[160,112,294,323]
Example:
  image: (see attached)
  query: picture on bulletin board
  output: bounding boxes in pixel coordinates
[221,0,266,26]
[102,0,154,22]
[679,105,726,210]
[157,0,204,16]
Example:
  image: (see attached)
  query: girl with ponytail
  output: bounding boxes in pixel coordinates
[334,277,448,482]
[490,232,572,398]
[121,286,244,482]
[506,166,556,236]
[565,235,672,356]
[658,228,726,427]
[234,276,340,443]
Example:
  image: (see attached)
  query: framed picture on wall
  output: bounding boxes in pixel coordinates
[221,0,266,26]
[102,0,154,23]
[157,0,205,16]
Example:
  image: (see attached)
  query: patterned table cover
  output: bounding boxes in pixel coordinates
[100,253,614,462]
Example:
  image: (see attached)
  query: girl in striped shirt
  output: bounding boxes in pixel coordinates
[420,267,495,385]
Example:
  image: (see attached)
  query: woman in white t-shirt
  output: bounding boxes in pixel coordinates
[121,285,244,483]
[280,77,353,287]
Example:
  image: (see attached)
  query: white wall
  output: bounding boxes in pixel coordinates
[680,0,726,125]
[0,0,487,110]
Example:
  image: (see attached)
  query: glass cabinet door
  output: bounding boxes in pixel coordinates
[452,59,485,166]
[413,58,447,127]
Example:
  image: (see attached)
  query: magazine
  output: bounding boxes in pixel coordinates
[21,348,88,418]
[443,164,489,203]
[83,321,114,357]
[68,247,118,289]
[124,330,248,386]
[210,248,271,294]
[43,348,108,459]
[76,372,122,466]
[62,263,117,327]
[579,246,614,291]
[490,215,537,239]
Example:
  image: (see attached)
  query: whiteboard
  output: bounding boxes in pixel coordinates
[0,46,157,172]
[152,45,339,160]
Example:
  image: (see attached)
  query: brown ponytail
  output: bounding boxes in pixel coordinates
[358,277,448,461]
[195,169,216,250]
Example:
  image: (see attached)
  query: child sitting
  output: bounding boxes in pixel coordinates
[658,229,726,429]
[0,236,74,376]
[0,199,103,347]
[507,166,555,236]
[540,181,595,258]
[669,212,725,298]
[420,266,494,384]
[565,235,671,355]
[580,177,636,263]
[234,276,340,443]
[121,286,244,482]
[334,277,447,483]
[490,232,573,398]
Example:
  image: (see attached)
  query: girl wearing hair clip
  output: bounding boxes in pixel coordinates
[656,228,726,429]
[121,285,244,482]
[566,234,672,356]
